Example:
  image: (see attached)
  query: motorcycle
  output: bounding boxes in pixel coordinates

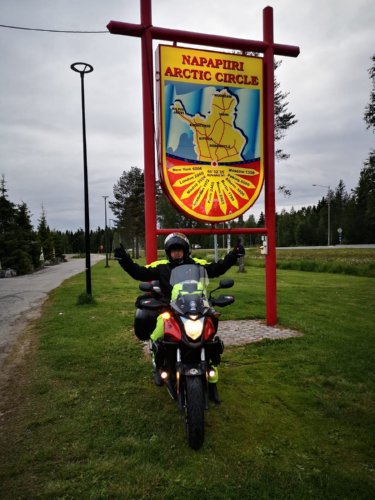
[135,264,234,450]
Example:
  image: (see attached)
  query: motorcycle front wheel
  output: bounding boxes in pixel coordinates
[184,376,205,450]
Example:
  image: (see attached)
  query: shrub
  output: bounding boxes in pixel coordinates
[10,249,33,274]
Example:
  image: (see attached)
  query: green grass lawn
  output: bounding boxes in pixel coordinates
[154,246,375,277]
[0,257,374,499]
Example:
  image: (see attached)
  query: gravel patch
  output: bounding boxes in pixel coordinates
[218,319,302,346]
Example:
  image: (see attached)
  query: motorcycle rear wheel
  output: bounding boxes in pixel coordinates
[184,376,205,450]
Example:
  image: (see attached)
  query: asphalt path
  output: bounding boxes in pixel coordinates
[0,254,104,362]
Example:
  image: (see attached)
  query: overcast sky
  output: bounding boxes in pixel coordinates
[1,0,374,231]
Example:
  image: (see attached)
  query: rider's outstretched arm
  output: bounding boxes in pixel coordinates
[204,251,237,278]
[114,246,159,282]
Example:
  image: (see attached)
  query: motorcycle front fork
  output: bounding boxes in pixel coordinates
[176,347,210,411]
[150,343,213,409]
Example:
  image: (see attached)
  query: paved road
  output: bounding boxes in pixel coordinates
[0,255,104,361]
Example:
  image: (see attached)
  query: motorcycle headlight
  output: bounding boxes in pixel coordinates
[182,317,204,340]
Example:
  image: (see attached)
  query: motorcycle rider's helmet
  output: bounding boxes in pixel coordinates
[164,232,190,263]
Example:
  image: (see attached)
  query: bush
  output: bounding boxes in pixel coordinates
[10,249,33,274]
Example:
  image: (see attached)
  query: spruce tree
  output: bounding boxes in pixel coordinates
[38,206,54,261]
[364,55,375,131]
[12,202,38,273]
[109,167,145,257]
[0,175,17,270]
[352,54,375,243]
[274,60,298,162]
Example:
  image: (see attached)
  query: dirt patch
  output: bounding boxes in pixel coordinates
[0,301,43,384]
[0,318,40,425]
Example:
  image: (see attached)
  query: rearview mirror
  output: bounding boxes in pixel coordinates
[139,282,152,292]
[219,279,234,289]
[139,281,162,296]
[139,297,164,310]
[212,294,235,307]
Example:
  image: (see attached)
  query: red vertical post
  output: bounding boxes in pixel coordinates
[263,7,277,325]
[141,0,158,263]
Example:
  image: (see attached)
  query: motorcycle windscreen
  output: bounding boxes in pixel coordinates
[170,264,209,287]
[170,264,209,301]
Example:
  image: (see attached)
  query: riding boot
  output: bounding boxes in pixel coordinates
[153,367,164,386]
[208,383,221,404]
[150,343,164,387]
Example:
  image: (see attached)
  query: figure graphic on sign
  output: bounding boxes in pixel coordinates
[171,88,246,163]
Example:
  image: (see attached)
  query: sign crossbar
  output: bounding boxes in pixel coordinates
[107,20,300,58]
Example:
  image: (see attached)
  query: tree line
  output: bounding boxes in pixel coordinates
[1,154,373,276]
[0,175,112,275]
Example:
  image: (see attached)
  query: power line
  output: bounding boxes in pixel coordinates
[0,23,108,34]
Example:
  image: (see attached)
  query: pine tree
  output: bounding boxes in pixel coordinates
[330,180,350,244]
[12,202,38,273]
[353,152,375,243]
[157,187,189,229]
[364,55,375,131]
[352,54,375,243]
[109,167,145,257]
[52,231,65,260]
[38,206,54,261]
[274,60,298,162]
[0,175,16,235]
[0,175,17,269]
[244,214,257,246]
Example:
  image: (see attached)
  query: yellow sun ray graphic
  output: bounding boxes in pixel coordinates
[169,165,201,174]
[173,171,205,187]
[228,172,256,189]
[192,179,210,208]
[225,176,249,199]
[216,181,228,213]
[168,162,257,214]
[227,167,257,176]
[221,180,239,208]
[180,180,202,199]
[204,181,215,214]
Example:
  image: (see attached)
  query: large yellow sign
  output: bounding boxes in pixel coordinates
[157,45,264,222]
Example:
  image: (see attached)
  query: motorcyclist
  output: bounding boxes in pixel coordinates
[114,232,241,398]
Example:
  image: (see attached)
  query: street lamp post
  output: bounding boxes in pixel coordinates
[71,62,94,295]
[102,196,110,268]
[312,184,331,246]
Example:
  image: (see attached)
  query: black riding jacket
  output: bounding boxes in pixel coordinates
[118,252,237,300]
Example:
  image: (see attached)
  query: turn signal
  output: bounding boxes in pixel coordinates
[161,312,171,320]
